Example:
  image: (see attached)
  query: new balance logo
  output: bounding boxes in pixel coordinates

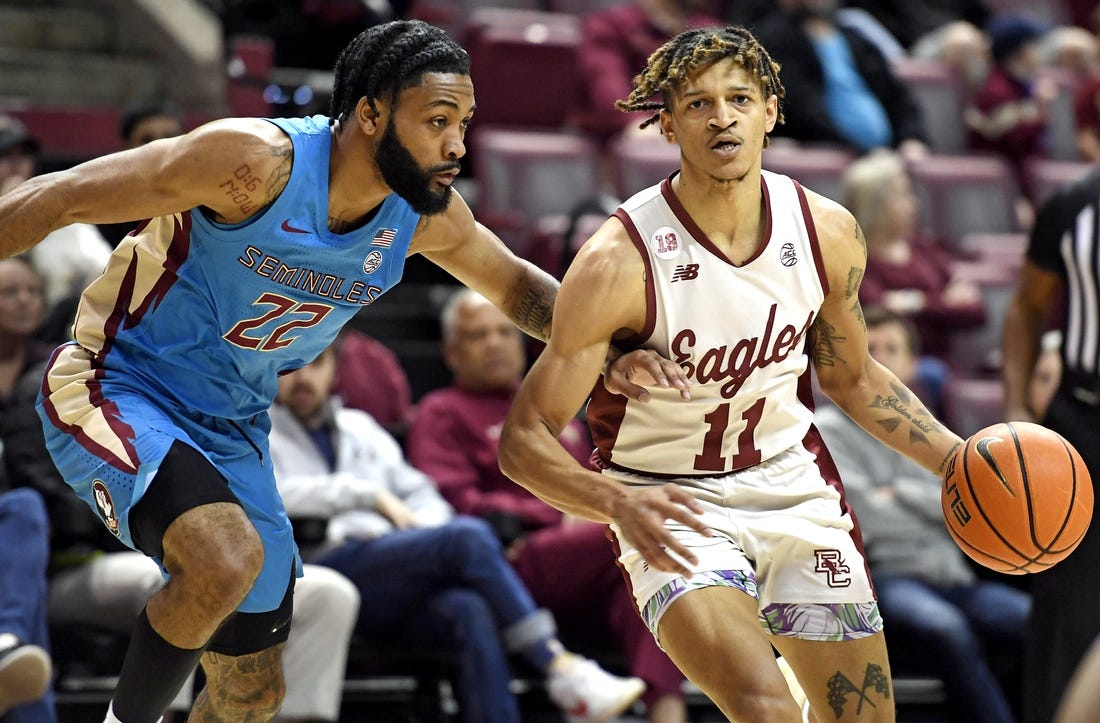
[671,264,700,282]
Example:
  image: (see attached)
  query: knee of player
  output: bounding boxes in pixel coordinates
[168,510,265,597]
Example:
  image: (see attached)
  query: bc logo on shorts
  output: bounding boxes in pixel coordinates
[92,479,121,536]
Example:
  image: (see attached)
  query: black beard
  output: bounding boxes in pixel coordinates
[375,123,457,216]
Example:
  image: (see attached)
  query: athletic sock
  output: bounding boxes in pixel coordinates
[110,608,203,723]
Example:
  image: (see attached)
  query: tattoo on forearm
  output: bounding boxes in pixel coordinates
[852,299,865,329]
[870,381,937,445]
[845,266,863,300]
[810,316,846,367]
[938,441,962,474]
[826,662,890,718]
[511,283,554,341]
[855,221,868,253]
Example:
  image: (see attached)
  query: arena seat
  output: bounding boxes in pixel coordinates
[944,260,1019,376]
[608,133,681,199]
[906,154,1022,248]
[464,9,581,129]
[760,143,856,203]
[1024,157,1096,207]
[944,376,1006,438]
[407,0,541,42]
[890,57,968,155]
[472,127,604,256]
[956,232,1028,269]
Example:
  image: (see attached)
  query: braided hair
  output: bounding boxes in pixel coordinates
[616,25,785,132]
[329,20,471,125]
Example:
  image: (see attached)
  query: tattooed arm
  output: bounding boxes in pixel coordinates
[807,192,963,476]
[0,118,294,258]
[414,191,558,342]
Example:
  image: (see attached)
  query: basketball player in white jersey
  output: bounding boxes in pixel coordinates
[499,25,965,723]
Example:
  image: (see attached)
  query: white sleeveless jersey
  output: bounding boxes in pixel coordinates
[588,171,829,477]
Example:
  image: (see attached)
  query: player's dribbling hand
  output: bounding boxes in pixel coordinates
[611,483,711,576]
[604,348,692,402]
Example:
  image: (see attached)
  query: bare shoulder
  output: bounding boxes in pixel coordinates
[171,118,295,219]
[407,189,476,256]
[803,188,865,287]
[559,215,648,338]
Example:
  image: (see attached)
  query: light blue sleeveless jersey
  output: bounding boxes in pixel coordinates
[75,114,419,420]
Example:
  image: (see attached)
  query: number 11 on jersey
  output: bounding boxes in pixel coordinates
[694,398,764,471]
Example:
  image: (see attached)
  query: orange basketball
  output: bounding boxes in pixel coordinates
[941,421,1093,574]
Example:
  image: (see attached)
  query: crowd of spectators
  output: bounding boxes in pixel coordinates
[2,0,1100,721]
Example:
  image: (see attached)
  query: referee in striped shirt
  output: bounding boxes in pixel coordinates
[1003,165,1100,723]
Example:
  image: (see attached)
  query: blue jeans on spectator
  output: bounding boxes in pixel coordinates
[876,575,1029,723]
[317,516,555,723]
[0,488,57,723]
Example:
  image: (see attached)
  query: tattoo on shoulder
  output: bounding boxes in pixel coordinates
[810,316,846,368]
[854,222,867,253]
[825,662,890,718]
[264,145,294,207]
[845,266,863,300]
[852,299,865,329]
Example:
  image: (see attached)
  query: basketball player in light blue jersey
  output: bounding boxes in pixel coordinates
[0,20,680,723]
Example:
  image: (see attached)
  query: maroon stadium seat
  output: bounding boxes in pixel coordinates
[906,154,1022,247]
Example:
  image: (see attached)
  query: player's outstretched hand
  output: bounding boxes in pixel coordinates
[604,348,691,402]
[610,483,710,576]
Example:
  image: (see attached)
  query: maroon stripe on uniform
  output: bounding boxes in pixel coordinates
[802,424,875,598]
[792,180,830,298]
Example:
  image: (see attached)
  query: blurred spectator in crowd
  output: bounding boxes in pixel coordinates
[816,306,1029,723]
[0,481,55,723]
[911,20,992,93]
[576,0,723,141]
[840,0,990,51]
[751,0,930,159]
[270,344,646,723]
[98,100,185,248]
[407,289,687,723]
[1041,25,1100,79]
[967,15,1056,176]
[2,352,361,723]
[1073,61,1100,161]
[0,115,111,326]
[0,257,51,410]
[841,149,986,371]
[213,0,403,70]
[0,265,54,719]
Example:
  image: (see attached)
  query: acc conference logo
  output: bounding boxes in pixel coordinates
[363,250,384,274]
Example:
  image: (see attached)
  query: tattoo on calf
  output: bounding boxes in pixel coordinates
[826,662,891,718]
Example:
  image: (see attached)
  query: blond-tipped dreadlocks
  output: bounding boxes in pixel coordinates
[615,25,785,133]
